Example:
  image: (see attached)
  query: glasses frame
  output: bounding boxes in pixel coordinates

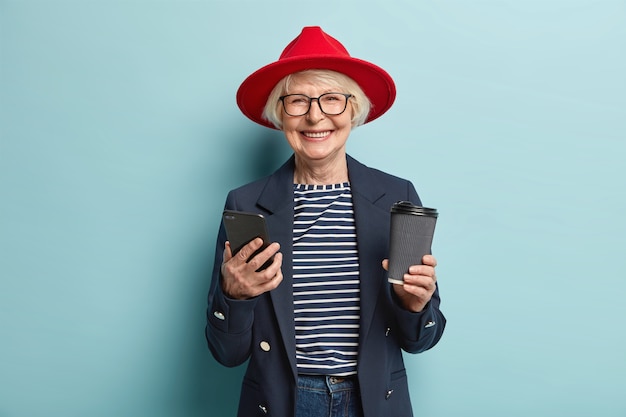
[279,93,353,117]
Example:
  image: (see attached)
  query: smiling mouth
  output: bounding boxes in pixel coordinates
[302,131,331,139]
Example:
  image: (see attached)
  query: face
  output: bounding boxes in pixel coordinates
[280,76,353,167]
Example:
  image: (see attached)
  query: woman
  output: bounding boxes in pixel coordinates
[206,26,446,417]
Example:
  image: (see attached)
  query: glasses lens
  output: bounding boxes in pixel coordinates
[282,95,309,116]
[318,93,348,115]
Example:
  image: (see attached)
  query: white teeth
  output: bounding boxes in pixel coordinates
[303,131,330,138]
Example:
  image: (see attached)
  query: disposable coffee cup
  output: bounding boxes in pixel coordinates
[387,201,438,285]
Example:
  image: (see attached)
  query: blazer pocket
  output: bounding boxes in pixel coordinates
[242,375,261,390]
[238,377,269,417]
[390,368,407,382]
[385,369,412,416]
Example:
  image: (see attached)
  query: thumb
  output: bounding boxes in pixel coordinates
[381,259,389,271]
[223,241,234,262]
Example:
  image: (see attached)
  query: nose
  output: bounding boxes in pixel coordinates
[306,98,325,122]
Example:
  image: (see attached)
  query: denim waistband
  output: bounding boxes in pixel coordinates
[297,374,358,393]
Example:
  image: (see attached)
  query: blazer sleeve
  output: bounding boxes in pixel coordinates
[388,181,446,354]
[205,191,259,367]
[389,284,446,353]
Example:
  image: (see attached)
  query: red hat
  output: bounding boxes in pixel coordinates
[236,26,396,129]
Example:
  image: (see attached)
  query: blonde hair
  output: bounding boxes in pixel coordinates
[262,70,371,130]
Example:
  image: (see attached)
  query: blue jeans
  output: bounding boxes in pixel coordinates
[295,375,364,417]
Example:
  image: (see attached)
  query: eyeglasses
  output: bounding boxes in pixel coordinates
[279,93,353,117]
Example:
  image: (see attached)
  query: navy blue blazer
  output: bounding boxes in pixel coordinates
[206,154,446,417]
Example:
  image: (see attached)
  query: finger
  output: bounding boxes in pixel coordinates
[381,259,389,271]
[422,254,437,267]
[402,273,436,291]
[245,255,283,297]
[400,283,433,302]
[265,251,283,276]
[407,264,435,278]
[223,241,233,262]
[258,262,284,292]
[252,249,282,279]
[235,237,264,264]
[246,242,281,272]
[403,273,436,291]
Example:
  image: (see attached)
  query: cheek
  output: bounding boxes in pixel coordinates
[282,130,301,149]
[342,114,355,131]
[277,111,286,129]
[282,120,298,136]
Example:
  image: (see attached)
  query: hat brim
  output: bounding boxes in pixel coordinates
[236,55,396,129]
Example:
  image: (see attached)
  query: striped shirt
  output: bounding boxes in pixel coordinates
[293,183,360,376]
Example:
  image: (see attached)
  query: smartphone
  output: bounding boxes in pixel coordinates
[222,210,274,271]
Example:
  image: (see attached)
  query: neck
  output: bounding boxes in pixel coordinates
[293,154,349,185]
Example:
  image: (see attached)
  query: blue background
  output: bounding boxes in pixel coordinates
[1,1,625,416]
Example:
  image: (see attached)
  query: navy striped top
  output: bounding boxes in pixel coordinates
[292,183,360,376]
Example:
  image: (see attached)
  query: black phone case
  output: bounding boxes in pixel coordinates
[222,210,273,271]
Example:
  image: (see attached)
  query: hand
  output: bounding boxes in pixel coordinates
[221,238,283,300]
[382,255,438,313]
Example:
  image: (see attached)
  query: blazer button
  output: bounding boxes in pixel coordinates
[385,389,394,400]
[213,311,225,320]
[258,404,268,414]
[260,341,271,352]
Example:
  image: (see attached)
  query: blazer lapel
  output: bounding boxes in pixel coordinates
[347,156,390,347]
[257,156,298,379]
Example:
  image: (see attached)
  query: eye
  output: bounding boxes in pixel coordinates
[322,94,342,102]
[287,95,309,105]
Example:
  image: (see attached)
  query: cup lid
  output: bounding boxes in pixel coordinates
[391,201,438,217]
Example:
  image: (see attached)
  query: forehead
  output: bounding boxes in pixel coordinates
[284,72,344,94]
